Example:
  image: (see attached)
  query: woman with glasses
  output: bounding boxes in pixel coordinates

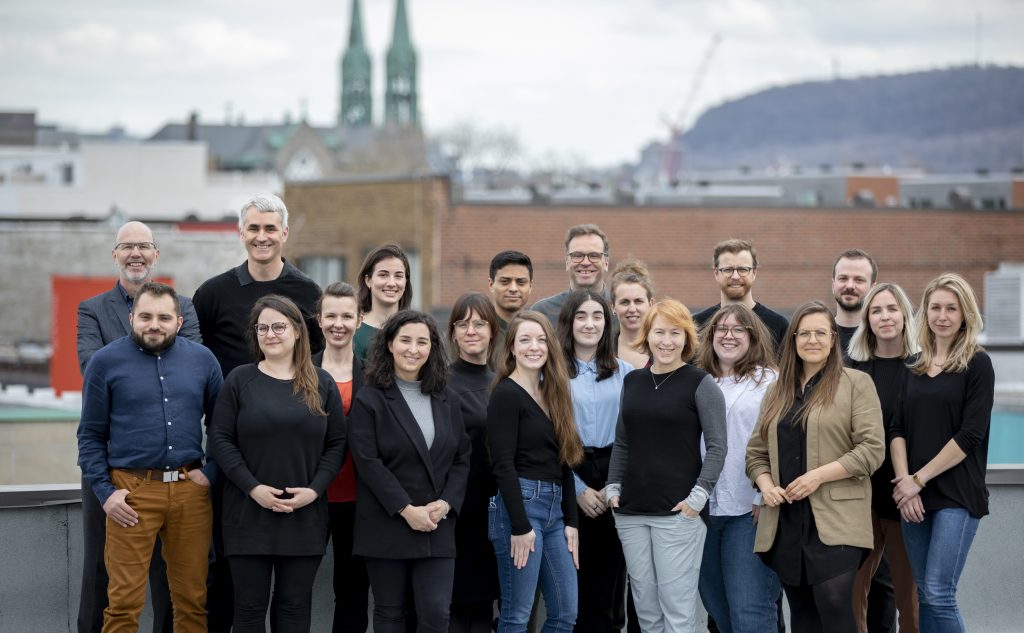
[353,243,413,359]
[610,258,654,369]
[694,304,781,633]
[746,301,883,633]
[488,311,583,632]
[890,273,994,633]
[606,299,727,633]
[210,294,347,632]
[446,293,501,633]
[348,310,471,633]
[555,290,634,632]
[847,283,920,633]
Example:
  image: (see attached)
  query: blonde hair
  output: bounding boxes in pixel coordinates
[635,298,698,361]
[847,283,919,362]
[910,273,984,375]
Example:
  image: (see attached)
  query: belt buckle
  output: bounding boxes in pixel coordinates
[162,470,180,483]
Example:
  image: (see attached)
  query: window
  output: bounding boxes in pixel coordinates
[299,256,345,289]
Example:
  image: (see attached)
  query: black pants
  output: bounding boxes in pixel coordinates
[228,554,323,633]
[78,477,174,633]
[573,447,627,632]
[782,568,859,633]
[365,557,454,633]
[328,501,370,633]
[207,478,234,633]
[866,552,897,633]
[449,601,494,633]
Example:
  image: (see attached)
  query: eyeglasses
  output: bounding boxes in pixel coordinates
[715,266,754,277]
[255,322,289,336]
[567,251,607,264]
[795,329,832,341]
[115,242,156,253]
[714,325,749,338]
[454,319,489,332]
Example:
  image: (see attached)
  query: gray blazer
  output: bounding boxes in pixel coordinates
[76,284,201,374]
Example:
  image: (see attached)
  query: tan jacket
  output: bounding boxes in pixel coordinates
[745,368,884,552]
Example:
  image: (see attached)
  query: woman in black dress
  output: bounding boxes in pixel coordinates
[348,310,471,633]
[210,294,347,633]
[445,292,501,633]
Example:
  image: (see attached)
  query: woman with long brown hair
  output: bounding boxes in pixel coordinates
[353,243,413,359]
[210,294,347,632]
[487,310,583,632]
[746,301,883,633]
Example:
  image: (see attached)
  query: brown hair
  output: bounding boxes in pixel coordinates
[564,223,608,254]
[634,298,698,361]
[133,281,180,317]
[756,301,843,440]
[446,292,501,360]
[832,248,878,283]
[356,243,413,314]
[712,238,758,269]
[248,295,325,416]
[610,258,654,303]
[695,304,777,383]
[317,281,360,315]
[496,311,583,467]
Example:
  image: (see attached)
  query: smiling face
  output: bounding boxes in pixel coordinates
[646,315,687,368]
[240,207,288,266]
[565,233,609,290]
[832,257,874,314]
[129,291,182,354]
[926,288,963,344]
[795,312,834,368]
[489,264,533,319]
[613,282,652,333]
[366,256,407,310]
[388,322,431,381]
[113,222,159,286]
[511,319,548,372]
[452,309,492,364]
[714,249,756,302]
[319,295,361,351]
[572,299,606,356]
[712,313,751,371]
[255,307,299,361]
[867,289,905,346]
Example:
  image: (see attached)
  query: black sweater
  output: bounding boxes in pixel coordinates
[487,378,578,534]
[891,352,995,518]
[209,364,346,556]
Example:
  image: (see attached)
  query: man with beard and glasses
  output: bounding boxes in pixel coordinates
[78,282,222,633]
[831,249,878,351]
[76,221,201,633]
[693,239,789,351]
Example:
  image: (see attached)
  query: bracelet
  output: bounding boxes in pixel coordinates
[912,473,926,489]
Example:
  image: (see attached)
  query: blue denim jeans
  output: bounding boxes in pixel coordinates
[901,507,980,633]
[698,513,780,633]
[489,479,578,633]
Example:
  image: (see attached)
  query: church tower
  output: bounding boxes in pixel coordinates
[339,0,372,127]
[384,0,419,127]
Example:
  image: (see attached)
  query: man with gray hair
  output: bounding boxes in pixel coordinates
[191,193,322,631]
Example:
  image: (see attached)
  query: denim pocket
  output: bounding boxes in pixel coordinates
[519,480,539,503]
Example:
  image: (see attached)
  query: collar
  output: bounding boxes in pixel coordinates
[115,281,133,307]
[576,358,598,375]
[235,258,294,286]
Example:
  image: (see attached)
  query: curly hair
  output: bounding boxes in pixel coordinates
[365,310,448,394]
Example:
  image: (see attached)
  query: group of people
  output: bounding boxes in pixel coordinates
[76,195,995,633]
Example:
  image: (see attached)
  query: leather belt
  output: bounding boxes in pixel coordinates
[117,461,203,483]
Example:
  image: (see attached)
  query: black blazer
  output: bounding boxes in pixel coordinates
[312,351,366,402]
[348,382,471,559]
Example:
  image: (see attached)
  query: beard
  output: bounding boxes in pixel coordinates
[131,328,176,354]
[834,292,864,313]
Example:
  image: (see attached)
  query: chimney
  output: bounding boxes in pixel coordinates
[187,111,199,141]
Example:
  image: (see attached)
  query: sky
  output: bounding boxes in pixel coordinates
[2,0,1023,167]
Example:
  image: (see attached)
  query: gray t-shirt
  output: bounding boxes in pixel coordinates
[396,378,435,448]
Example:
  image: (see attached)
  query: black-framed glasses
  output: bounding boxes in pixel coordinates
[115,242,156,253]
[715,266,754,277]
[255,322,289,336]
[567,251,607,264]
[713,325,750,338]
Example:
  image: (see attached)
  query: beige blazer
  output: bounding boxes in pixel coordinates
[745,367,883,552]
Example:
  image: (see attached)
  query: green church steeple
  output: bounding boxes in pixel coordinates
[339,0,372,127]
[385,0,419,127]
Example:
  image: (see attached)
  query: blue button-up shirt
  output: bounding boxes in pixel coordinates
[570,358,634,496]
[78,336,223,504]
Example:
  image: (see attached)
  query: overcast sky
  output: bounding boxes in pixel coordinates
[2,0,1022,167]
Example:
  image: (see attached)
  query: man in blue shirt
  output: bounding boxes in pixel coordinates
[78,282,223,633]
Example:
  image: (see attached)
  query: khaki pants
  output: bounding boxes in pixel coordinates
[853,512,920,633]
[103,469,212,633]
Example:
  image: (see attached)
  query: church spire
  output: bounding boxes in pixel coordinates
[339,0,372,127]
[385,0,419,127]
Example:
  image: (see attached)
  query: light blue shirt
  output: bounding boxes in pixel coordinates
[570,357,635,496]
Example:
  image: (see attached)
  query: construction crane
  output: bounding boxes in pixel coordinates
[659,33,723,184]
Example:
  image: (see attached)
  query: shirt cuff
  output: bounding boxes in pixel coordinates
[572,472,586,498]
[684,486,709,513]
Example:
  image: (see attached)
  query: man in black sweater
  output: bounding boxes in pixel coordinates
[191,192,322,632]
[832,248,878,351]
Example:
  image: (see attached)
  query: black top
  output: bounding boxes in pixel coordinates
[192,260,323,377]
[891,352,994,518]
[848,356,909,520]
[487,378,578,534]
[763,376,865,585]
[837,325,859,353]
[209,364,347,557]
[448,358,499,604]
[693,302,789,351]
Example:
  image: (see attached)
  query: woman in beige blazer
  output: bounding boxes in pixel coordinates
[746,301,884,633]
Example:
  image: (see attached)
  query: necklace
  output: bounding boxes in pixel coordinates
[651,367,680,390]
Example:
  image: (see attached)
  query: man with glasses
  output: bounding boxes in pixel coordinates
[531,224,611,326]
[693,239,788,350]
[76,221,201,633]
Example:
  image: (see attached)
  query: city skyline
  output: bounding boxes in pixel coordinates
[2,0,1023,167]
